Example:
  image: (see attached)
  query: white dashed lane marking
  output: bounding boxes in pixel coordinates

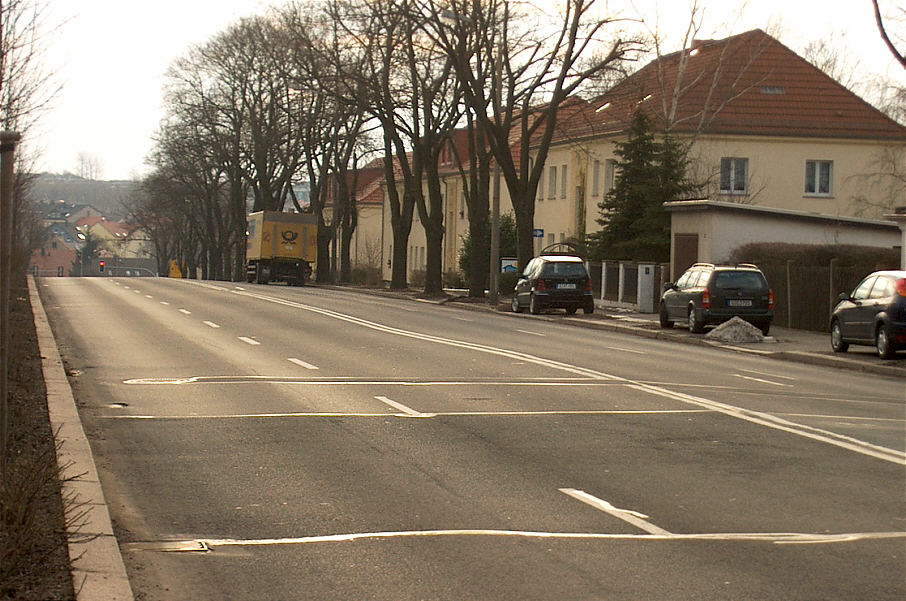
[288,358,319,370]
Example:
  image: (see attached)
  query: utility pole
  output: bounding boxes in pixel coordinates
[0,131,21,474]
[488,164,500,306]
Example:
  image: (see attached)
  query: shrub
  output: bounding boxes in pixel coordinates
[729,242,898,270]
[499,271,518,295]
[410,269,426,288]
[443,269,466,289]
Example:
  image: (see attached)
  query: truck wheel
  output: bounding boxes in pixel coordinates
[256,266,268,285]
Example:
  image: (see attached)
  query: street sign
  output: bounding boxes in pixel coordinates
[532,228,544,238]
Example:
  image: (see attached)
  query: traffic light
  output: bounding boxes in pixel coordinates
[99,260,105,273]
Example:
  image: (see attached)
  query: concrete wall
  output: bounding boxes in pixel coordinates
[665,200,901,272]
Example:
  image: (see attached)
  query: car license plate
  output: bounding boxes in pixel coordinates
[728,299,752,307]
[557,283,577,290]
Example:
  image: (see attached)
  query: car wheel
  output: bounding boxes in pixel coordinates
[529,293,541,315]
[583,300,594,314]
[688,306,704,333]
[759,322,771,336]
[659,303,674,329]
[511,294,522,313]
[830,320,848,353]
[565,306,578,315]
[876,323,896,359]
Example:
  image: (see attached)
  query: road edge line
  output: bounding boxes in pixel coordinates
[28,276,135,601]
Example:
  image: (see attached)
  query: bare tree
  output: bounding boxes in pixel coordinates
[873,0,906,68]
[75,151,102,180]
[423,0,634,267]
[0,0,61,277]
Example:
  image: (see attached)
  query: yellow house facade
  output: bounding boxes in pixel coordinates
[364,29,905,284]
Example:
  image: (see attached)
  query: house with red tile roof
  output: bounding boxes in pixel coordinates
[360,29,904,283]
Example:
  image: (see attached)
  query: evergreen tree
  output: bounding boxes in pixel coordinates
[458,213,518,288]
[588,110,696,262]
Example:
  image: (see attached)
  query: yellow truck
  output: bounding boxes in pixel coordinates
[245,211,317,285]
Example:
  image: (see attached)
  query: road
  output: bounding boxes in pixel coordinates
[39,277,905,601]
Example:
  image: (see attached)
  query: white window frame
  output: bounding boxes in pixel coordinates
[548,165,557,199]
[719,157,748,195]
[560,164,568,198]
[591,159,601,197]
[605,159,617,194]
[804,160,833,196]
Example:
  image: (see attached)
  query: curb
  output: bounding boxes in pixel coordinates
[28,277,134,601]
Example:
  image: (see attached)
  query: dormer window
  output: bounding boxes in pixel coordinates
[761,86,786,95]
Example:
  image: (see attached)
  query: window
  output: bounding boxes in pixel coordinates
[720,157,748,194]
[560,164,567,198]
[805,160,833,196]
[548,166,557,199]
[538,170,544,200]
[591,159,601,197]
[604,160,617,194]
[869,277,893,299]
[851,276,876,300]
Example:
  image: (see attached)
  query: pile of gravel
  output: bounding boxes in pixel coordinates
[704,316,766,343]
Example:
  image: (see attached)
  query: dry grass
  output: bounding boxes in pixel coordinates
[0,280,75,600]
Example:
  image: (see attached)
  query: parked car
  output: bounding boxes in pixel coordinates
[659,263,774,335]
[830,270,906,359]
[511,254,595,315]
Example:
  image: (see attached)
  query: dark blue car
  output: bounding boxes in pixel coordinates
[830,270,906,359]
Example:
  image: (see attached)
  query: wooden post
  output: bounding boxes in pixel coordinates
[0,131,21,474]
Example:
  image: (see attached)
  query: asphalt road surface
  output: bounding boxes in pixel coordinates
[39,277,905,601]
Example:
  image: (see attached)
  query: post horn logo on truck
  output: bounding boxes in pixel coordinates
[281,230,299,243]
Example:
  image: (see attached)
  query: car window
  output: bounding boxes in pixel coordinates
[680,270,700,289]
[694,271,711,287]
[713,271,766,290]
[851,276,876,300]
[541,262,587,277]
[675,271,692,288]
[523,259,537,277]
[868,277,893,299]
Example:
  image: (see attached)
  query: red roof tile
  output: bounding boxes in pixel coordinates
[560,29,905,142]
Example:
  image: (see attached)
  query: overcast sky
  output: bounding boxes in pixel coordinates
[31,0,905,181]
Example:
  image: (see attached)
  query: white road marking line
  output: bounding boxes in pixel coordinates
[629,384,906,465]
[178,309,191,315]
[739,368,796,381]
[774,412,904,423]
[203,321,220,329]
[733,374,791,387]
[207,286,905,464]
[104,409,711,420]
[374,395,435,418]
[516,329,546,337]
[134,290,141,294]
[160,301,169,305]
[124,530,906,552]
[604,346,646,355]
[288,358,319,370]
[227,288,620,381]
[560,488,671,536]
[238,337,260,346]
[450,316,473,322]
[122,377,622,386]
[234,286,246,291]
[145,295,153,299]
